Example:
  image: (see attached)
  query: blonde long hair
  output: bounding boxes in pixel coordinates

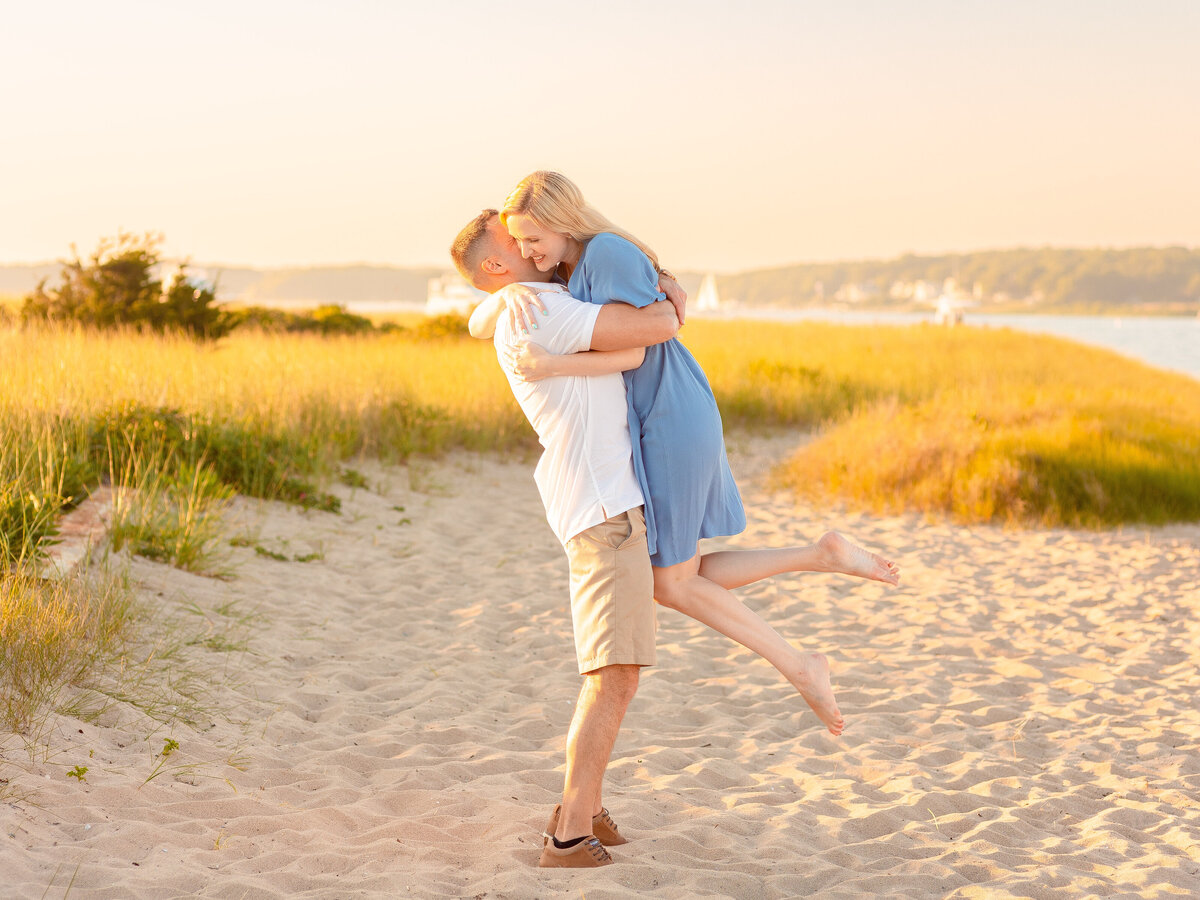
[500,171,660,271]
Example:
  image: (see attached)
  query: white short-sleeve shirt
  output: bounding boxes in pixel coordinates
[493,283,644,545]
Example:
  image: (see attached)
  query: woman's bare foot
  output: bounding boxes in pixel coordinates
[816,531,900,585]
[787,651,845,735]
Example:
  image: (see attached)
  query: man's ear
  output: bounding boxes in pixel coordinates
[481,256,506,275]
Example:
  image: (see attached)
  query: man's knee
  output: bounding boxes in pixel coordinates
[587,663,640,704]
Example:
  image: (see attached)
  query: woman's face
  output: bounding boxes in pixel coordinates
[506,214,575,273]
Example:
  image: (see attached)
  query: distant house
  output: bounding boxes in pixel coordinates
[888,279,944,303]
[426,273,484,316]
[834,282,880,304]
[913,280,942,303]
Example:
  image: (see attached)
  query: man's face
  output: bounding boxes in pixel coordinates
[486,217,543,282]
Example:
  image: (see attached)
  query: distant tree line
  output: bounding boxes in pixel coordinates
[716,246,1200,310]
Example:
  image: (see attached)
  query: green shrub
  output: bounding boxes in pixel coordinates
[411,313,471,340]
[220,303,382,335]
[22,233,227,339]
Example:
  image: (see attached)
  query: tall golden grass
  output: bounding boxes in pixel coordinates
[3,317,1199,734]
[5,316,1198,553]
[681,319,1200,526]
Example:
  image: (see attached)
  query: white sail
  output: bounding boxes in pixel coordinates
[695,273,721,312]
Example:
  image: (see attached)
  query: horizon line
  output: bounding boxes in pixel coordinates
[2,241,1199,276]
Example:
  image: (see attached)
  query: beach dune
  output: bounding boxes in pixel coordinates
[3,439,1199,898]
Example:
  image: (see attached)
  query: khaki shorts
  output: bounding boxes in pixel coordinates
[563,506,656,674]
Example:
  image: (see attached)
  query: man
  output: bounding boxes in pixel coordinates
[449,210,678,867]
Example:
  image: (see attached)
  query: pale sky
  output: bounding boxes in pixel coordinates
[3,1,1197,272]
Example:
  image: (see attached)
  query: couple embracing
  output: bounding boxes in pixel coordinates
[450,172,899,868]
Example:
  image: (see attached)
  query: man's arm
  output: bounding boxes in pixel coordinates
[467,293,505,338]
[589,300,679,351]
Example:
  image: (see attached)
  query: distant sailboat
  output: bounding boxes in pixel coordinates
[694,273,721,313]
[426,274,484,316]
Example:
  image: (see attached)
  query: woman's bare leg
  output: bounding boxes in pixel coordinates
[698,531,899,590]
[653,554,845,735]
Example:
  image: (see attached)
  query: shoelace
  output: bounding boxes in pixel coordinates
[583,837,610,861]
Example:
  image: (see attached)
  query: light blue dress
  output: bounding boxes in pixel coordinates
[567,233,746,568]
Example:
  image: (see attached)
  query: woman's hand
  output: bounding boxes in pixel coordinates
[502,340,558,382]
[497,283,548,335]
[658,273,687,326]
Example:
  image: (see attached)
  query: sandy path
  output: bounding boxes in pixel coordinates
[3,437,1199,898]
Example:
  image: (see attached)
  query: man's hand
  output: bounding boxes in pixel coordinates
[658,274,687,326]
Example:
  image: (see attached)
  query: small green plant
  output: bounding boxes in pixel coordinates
[161,737,179,757]
[339,467,369,489]
[66,765,88,782]
[234,535,323,563]
[190,634,248,653]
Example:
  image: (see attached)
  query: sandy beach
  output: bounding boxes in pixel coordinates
[3,435,1199,898]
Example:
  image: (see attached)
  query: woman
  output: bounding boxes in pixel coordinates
[492,171,899,735]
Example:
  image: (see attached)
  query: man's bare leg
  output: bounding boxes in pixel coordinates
[699,532,900,590]
[653,556,845,736]
[556,664,640,842]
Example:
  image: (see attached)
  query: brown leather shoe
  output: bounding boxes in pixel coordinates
[538,835,612,868]
[541,804,562,847]
[591,807,628,846]
[542,804,628,847]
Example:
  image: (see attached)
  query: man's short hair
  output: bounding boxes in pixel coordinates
[449,208,499,284]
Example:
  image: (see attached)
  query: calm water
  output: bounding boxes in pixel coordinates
[699,309,1200,381]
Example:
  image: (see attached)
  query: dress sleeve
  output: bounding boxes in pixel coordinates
[580,234,666,310]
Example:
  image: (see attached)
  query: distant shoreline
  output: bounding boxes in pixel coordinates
[3,293,1197,320]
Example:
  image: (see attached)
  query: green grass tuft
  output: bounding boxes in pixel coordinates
[0,565,136,733]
